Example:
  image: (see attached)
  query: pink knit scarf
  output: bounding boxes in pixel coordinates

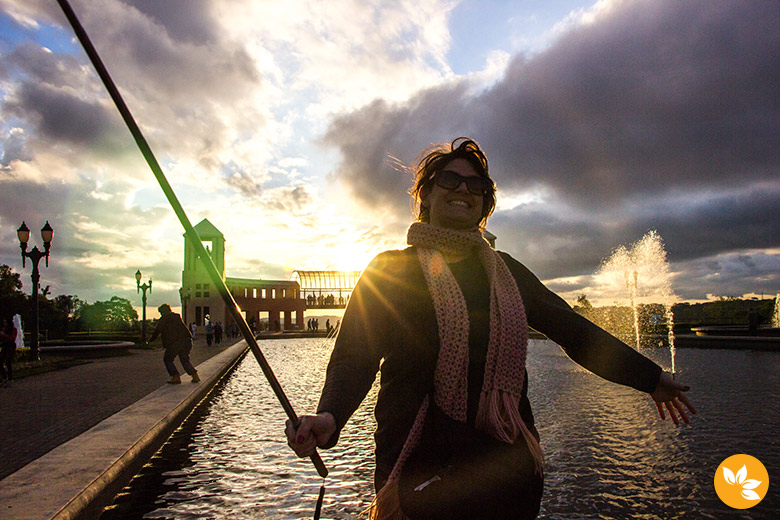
[368,222,543,519]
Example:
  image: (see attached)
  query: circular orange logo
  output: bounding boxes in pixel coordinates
[714,454,769,509]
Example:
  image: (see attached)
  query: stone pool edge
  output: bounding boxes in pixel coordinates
[0,341,249,520]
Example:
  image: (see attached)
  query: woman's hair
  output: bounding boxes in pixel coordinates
[410,137,496,230]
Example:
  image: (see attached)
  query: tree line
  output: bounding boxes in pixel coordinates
[573,293,776,333]
[1,264,139,340]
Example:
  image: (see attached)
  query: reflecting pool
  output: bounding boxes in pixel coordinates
[101,338,779,519]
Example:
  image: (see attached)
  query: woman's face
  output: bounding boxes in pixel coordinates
[423,158,485,230]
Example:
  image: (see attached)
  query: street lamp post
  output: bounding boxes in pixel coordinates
[179,286,191,324]
[135,269,152,342]
[17,221,54,361]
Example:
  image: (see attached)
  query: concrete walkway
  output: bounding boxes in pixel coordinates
[0,335,248,520]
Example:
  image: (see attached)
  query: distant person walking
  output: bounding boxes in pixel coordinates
[206,321,214,346]
[214,322,223,344]
[190,322,197,337]
[0,316,18,387]
[147,304,200,384]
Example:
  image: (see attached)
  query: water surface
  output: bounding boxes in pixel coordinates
[102,338,779,519]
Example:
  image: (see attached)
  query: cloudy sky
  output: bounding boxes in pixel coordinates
[1,0,778,312]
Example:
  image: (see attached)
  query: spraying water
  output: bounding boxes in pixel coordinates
[596,231,677,373]
[13,314,25,350]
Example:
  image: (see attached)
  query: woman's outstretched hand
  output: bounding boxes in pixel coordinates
[285,412,337,458]
[650,371,697,425]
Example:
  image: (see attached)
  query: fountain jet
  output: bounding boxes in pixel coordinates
[596,231,677,373]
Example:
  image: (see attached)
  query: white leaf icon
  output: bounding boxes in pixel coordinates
[723,467,736,484]
[741,489,761,501]
[742,479,762,490]
[736,465,747,484]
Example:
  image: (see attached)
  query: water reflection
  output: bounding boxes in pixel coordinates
[102,339,779,519]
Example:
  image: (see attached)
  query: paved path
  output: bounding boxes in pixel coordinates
[0,335,239,480]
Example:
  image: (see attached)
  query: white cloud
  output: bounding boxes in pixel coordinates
[1,0,777,308]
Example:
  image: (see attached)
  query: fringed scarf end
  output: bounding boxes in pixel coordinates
[364,479,407,520]
[477,390,545,475]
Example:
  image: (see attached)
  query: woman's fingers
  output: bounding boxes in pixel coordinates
[664,401,679,425]
[285,416,323,458]
[678,392,697,415]
[658,395,695,425]
[671,398,690,424]
[651,372,696,426]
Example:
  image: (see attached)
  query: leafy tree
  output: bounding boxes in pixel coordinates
[74,296,138,331]
[0,264,26,317]
[38,294,86,338]
[575,294,593,311]
[0,264,23,293]
[49,294,85,322]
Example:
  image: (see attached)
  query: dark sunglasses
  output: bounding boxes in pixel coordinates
[433,170,493,195]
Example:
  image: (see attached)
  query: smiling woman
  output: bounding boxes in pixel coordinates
[286,137,696,520]
[410,138,497,231]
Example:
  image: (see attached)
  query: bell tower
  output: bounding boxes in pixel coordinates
[182,219,226,326]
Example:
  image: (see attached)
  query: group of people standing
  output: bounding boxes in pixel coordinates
[204,321,223,346]
[193,320,241,345]
[306,294,346,307]
[307,318,339,334]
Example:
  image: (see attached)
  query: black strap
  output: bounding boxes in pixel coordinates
[313,484,325,520]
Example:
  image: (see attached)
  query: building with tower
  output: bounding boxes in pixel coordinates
[181,219,306,331]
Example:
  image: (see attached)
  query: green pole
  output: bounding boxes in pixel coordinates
[56,0,327,478]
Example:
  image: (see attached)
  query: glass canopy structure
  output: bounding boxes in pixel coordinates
[291,270,362,308]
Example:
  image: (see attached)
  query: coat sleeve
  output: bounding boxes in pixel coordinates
[0,328,17,342]
[500,252,662,393]
[147,318,163,343]
[316,252,394,446]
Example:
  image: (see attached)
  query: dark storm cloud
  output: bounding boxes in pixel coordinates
[0,180,66,230]
[489,183,780,280]
[322,82,475,212]
[323,0,779,293]
[6,80,121,147]
[1,40,127,153]
[672,252,780,301]
[3,0,262,191]
[3,42,83,88]
[73,2,259,104]
[649,186,780,262]
[327,0,779,208]
[128,0,217,44]
[477,0,779,205]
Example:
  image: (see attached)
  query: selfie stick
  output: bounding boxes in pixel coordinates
[55,0,328,478]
